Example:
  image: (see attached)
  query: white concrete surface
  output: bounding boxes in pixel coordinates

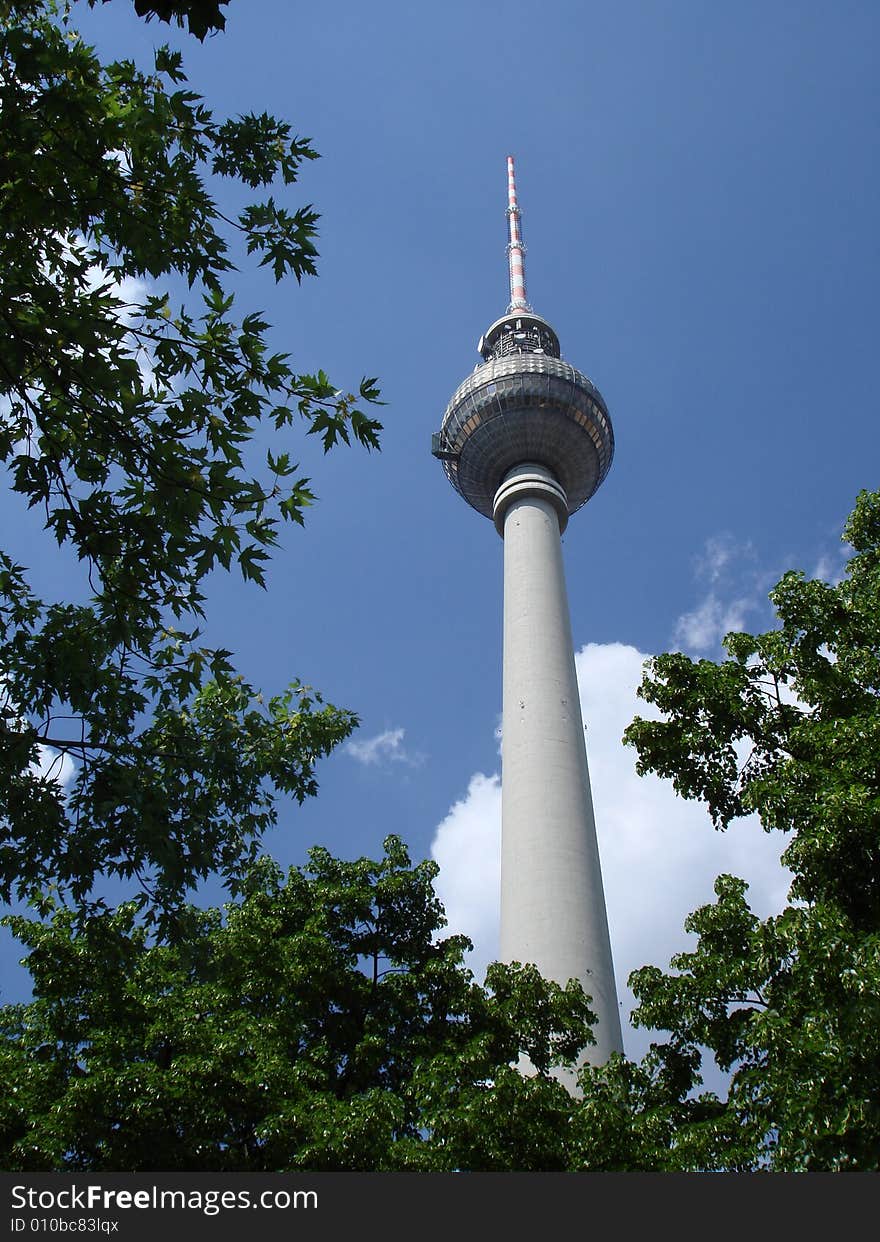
[494,463,623,1079]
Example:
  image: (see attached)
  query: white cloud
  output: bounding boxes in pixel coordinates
[35,744,77,789]
[811,551,847,587]
[672,591,751,653]
[85,265,150,324]
[674,525,852,658]
[431,772,500,960]
[1,681,77,791]
[696,534,754,584]
[345,726,424,768]
[430,641,790,1067]
[672,533,763,654]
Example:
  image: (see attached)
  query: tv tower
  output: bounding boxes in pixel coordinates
[432,157,623,1071]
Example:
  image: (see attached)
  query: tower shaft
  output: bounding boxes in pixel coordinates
[495,464,622,1070]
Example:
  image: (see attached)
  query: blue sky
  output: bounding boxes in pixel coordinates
[3,1,879,1067]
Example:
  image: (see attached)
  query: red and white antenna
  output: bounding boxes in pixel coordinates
[506,155,530,313]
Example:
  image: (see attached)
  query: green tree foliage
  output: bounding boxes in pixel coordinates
[0,0,382,922]
[90,1,229,41]
[0,838,600,1171]
[621,488,880,1170]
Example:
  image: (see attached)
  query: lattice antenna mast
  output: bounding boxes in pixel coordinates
[506,155,531,313]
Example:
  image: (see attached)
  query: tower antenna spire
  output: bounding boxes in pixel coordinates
[506,155,530,313]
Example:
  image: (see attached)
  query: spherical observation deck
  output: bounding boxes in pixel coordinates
[433,313,614,522]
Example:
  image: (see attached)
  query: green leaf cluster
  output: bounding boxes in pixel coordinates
[0,839,602,1171]
[622,488,880,1169]
[89,2,229,42]
[0,0,383,918]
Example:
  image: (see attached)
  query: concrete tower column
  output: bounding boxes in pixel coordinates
[493,463,623,1068]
